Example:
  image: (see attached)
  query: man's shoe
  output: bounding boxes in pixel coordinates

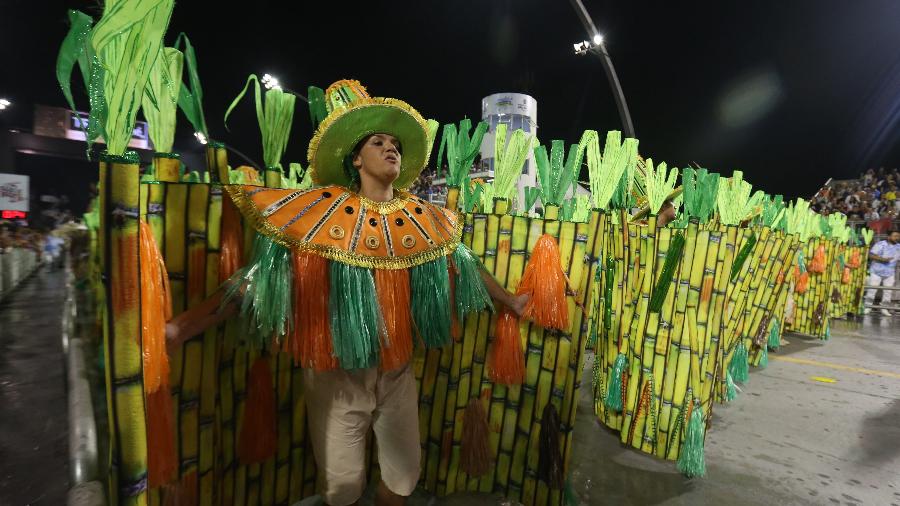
[881,309,892,316]
[863,308,872,315]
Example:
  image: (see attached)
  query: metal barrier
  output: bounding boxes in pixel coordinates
[63,258,106,506]
[0,248,40,300]
[862,284,899,312]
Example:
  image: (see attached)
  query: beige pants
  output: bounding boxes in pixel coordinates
[303,362,420,506]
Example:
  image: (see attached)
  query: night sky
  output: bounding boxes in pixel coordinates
[3,0,900,200]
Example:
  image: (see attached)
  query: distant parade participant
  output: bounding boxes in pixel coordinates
[864,229,900,315]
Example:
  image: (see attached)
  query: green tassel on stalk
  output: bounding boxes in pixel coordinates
[411,257,452,348]
[649,231,686,313]
[564,478,578,506]
[676,402,707,478]
[759,346,768,369]
[730,231,757,280]
[729,341,749,383]
[768,318,780,350]
[725,371,738,402]
[329,262,384,369]
[226,233,293,348]
[604,353,628,411]
[452,244,494,321]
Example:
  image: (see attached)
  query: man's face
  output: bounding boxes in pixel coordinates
[353,133,402,185]
[889,232,900,244]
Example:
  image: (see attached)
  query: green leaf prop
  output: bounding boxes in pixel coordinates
[307,86,328,130]
[141,46,183,153]
[716,171,764,226]
[533,136,586,207]
[225,74,296,169]
[642,159,679,216]
[173,33,208,137]
[861,228,874,245]
[492,124,534,202]
[586,130,639,210]
[436,119,488,187]
[681,167,720,223]
[56,10,107,154]
[92,0,175,155]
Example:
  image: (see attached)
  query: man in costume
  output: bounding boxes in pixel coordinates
[864,229,900,316]
[166,80,527,506]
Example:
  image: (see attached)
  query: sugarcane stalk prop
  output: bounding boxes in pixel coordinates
[436,118,488,210]
[56,2,176,503]
[224,74,296,188]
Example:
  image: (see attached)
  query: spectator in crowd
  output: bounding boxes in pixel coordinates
[864,229,900,316]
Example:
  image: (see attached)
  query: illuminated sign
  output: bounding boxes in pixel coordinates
[1,210,27,219]
[0,173,29,212]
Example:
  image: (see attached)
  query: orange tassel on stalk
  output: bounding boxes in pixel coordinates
[218,196,244,284]
[700,277,714,303]
[375,268,414,371]
[517,235,569,330]
[808,245,826,273]
[288,253,337,370]
[237,356,277,465]
[111,234,139,317]
[162,470,198,506]
[139,220,171,394]
[147,385,177,488]
[842,267,852,284]
[488,309,525,385]
[795,271,810,294]
[448,259,462,340]
[848,250,861,268]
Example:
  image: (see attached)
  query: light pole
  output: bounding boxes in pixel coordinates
[569,0,635,138]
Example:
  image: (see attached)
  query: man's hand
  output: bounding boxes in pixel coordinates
[507,293,530,318]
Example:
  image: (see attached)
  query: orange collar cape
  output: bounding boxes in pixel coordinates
[223,184,494,371]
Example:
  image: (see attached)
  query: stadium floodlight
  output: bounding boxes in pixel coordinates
[194,131,208,144]
[593,34,604,45]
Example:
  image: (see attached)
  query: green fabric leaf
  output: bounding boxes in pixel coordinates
[438,119,489,187]
[643,159,679,215]
[411,257,452,348]
[141,46,183,153]
[493,127,534,201]
[174,32,208,137]
[307,86,328,129]
[682,167,720,223]
[56,10,95,114]
[225,74,296,168]
[92,0,175,155]
[329,262,384,369]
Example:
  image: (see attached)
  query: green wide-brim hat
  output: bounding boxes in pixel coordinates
[630,186,684,222]
[307,80,431,190]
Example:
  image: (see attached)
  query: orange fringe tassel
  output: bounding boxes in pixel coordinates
[139,220,171,394]
[375,269,414,371]
[147,385,178,488]
[796,271,810,294]
[237,357,277,465]
[488,309,525,385]
[288,252,337,371]
[517,235,569,330]
[219,196,244,284]
[808,245,826,273]
[460,398,491,477]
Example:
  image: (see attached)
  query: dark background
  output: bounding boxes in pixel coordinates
[3,0,900,201]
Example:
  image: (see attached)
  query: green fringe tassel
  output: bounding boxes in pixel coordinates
[411,256,452,348]
[649,232,686,313]
[676,403,707,478]
[226,233,293,348]
[329,262,384,369]
[759,346,768,369]
[729,341,749,383]
[564,478,578,506]
[767,318,780,350]
[452,244,494,321]
[604,353,628,411]
[725,371,738,402]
